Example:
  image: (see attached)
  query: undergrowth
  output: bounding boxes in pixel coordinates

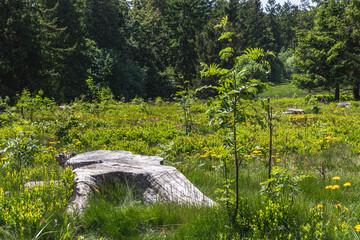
[1,91,360,238]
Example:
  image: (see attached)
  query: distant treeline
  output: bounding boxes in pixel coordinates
[3,0,354,103]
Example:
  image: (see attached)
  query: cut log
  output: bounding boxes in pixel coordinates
[64,150,215,213]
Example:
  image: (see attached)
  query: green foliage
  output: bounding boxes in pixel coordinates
[294,0,360,100]
[174,81,197,134]
[55,115,80,143]
[165,0,209,87]
[199,16,273,222]
[260,166,309,201]
[305,94,354,103]
[1,0,313,102]
[16,89,55,121]
[0,132,39,170]
[85,76,114,106]
[0,97,9,111]
[2,96,360,238]
[259,80,309,99]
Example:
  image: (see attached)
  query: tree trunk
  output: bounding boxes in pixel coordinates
[335,84,340,101]
[353,83,360,100]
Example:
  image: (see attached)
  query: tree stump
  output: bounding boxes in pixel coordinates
[65,150,215,213]
[281,108,305,116]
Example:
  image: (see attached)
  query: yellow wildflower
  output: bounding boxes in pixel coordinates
[336,203,341,209]
[212,166,216,168]
[355,225,360,232]
[332,185,340,190]
[317,204,323,209]
[276,159,281,163]
[343,182,351,187]
[325,185,333,190]
[344,207,349,211]
[332,176,340,181]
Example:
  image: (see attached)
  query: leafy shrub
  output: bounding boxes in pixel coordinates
[16,90,55,121]
[0,96,10,111]
[0,132,39,170]
[55,115,80,143]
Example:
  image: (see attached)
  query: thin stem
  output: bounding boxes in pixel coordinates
[267,98,273,181]
[233,72,239,224]
[224,158,230,213]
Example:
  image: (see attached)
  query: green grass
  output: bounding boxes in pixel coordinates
[77,183,228,240]
[2,95,360,239]
[259,80,310,99]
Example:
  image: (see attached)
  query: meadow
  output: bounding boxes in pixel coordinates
[1,90,360,239]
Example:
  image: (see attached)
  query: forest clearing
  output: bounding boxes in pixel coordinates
[1,93,360,239]
[2,0,360,238]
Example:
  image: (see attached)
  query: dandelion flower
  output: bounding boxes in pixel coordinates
[355,225,360,232]
[325,185,333,190]
[344,182,351,187]
[317,204,323,209]
[332,176,341,181]
[212,166,216,168]
[336,203,341,209]
[332,185,340,190]
[344,207,349,211]
[276,159,281,163]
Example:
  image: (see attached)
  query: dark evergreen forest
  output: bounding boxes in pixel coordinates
[1,0,359,102]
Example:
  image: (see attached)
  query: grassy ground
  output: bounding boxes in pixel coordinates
[1,93,360,239]
[259,81,310,99]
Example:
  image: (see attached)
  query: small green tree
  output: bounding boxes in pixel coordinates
[199,16,273,223]
[85,76,114,108]
[175,80,197,135]
[16,89,55,121]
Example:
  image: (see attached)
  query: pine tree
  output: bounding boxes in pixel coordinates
[166,0,210,87]
[0,0,63,99]
[293,0,359,100]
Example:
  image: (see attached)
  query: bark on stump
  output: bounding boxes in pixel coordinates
[65,150,215,213]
